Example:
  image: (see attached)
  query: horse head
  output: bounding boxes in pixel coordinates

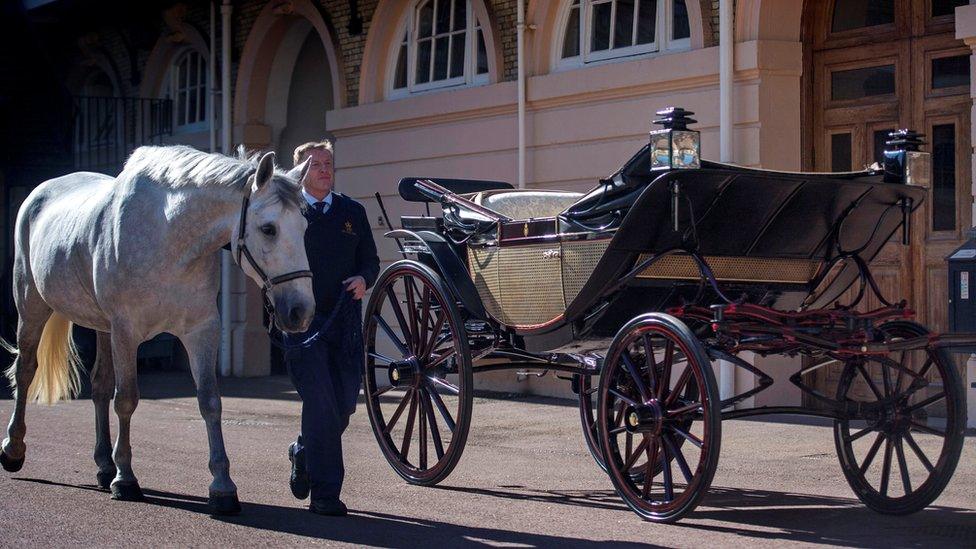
[236,151,315,333]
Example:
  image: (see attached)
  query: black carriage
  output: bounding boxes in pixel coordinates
[362,107,970,523]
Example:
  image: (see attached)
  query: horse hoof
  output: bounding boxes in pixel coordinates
[208,492,242,516]
[0,450,24,473]
[110,481,145,502]
[96,471,114,491]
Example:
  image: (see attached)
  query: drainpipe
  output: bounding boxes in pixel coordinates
[516,0,526,189]
[219,0,233,377]
[719,0,734,403]
[209,0,217,153]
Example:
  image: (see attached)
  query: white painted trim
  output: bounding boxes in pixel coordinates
[553,0,694,72]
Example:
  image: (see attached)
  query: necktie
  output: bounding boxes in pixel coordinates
[314,201,326,213]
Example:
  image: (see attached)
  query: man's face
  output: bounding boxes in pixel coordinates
[302,148,334,198]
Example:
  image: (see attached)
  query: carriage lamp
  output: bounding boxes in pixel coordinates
[649,107,701,171]
[883,129,930,188]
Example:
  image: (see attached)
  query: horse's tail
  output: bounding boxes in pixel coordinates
[3,313,83,405]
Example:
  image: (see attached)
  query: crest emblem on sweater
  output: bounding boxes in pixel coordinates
[343,220,355,235]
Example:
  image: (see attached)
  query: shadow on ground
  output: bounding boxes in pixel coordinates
[13,477,651,548]
[14,477,975,547]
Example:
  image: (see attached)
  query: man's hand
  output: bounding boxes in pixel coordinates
[343,275,367,300]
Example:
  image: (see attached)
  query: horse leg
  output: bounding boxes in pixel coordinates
[1,292,51,472]
[180,320,240,515]
[91,331,115,489]
[108,329,143,501]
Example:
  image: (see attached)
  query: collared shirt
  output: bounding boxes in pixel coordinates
[302,188,333,214]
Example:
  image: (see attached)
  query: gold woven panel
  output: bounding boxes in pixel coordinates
[637,255,821,284]
[561,239,611,306]
[469,244,565,326]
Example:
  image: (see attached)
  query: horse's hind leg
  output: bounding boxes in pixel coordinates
[180,319,240,515]
[108,329,143,501]
[91,331,115,489]
[1,294,51,472]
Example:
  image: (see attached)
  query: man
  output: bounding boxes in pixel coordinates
[286,140,379,516]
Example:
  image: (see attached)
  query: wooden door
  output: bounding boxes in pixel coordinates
[806,0,972,402]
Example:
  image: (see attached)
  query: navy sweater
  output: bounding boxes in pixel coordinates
[304,193,380,315]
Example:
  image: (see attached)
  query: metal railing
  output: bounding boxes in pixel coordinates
[72,96,173,175]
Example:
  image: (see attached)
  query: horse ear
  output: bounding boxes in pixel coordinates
[287,157,311,184]
[254,151,276,189]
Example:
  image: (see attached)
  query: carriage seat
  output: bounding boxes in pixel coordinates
[470,189,584,220]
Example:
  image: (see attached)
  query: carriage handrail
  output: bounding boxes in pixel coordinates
[414,179,512,222]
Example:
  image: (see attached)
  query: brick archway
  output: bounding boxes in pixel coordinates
[234,0,345,149]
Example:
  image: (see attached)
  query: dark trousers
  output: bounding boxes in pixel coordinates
[285,303,363,501]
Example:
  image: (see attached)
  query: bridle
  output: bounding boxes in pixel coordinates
[233,188,313,302]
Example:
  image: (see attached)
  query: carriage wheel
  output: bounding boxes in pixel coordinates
[834,321,965,515]
[597,313,721,523]
[363,260,473,486]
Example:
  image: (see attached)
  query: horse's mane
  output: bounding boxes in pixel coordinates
[121,145,302,208]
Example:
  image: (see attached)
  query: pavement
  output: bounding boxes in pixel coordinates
[0,371,973,548]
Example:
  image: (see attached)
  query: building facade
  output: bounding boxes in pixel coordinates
[1,0,974,404]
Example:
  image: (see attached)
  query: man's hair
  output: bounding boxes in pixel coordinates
[293,140,334,167]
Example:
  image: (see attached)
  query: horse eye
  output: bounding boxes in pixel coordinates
[260,224,277,237]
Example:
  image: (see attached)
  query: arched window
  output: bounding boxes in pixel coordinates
[389,0,490,97]
[558,0,689,68]
[164,50,208,132]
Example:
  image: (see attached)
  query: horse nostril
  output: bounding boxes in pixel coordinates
[288,305,306,327]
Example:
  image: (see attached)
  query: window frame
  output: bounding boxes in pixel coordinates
[165,49,209,134]
[387,0,491,99]
[556,0,691,71]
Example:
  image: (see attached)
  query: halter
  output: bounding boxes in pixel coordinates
[234,189,313,300]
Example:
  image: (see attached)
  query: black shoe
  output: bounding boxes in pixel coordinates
[288,442,309,500]
[309,499,348,516]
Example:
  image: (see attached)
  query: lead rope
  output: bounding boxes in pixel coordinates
[264,289,354,352]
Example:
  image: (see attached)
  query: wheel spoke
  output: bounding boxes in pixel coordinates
[423,310,448,360]
[608,425,628,436]
[368,351,397,364]
[856,363,884,401]
[658,340,674,401]
[419,385,428,470]
[642,436,659,499]
[906,392,945,413]
[643,334,658,396]
[427,375,460,395]
[427,386,457,433]
[425,347,457,371]
[375,314,410,357]
[400,392,419,460]
[859,432,885,475]
[664,434,693,484]
[670,426,703,448]
[893,350,906,394]
[622,436,648,473]
[667,401,702,417]
[385,286,412,350]
[418,286,431,359]
[844,425,875,443]
[894,435,912,495]
[608,388,640,408]
[665,367,692,408]
[879,437,893,497]
[421,388,445,460]
[909,420,945,437]
[916,356,934,379]
[384,388,414,434]
[660,438,674,502]
[880,358,893,397]
[902,431,935,474]
[621,352,651,402]
[371,384,395,398]
[404,276,419,353]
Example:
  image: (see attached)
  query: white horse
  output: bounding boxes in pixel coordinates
[0,145,314,514]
